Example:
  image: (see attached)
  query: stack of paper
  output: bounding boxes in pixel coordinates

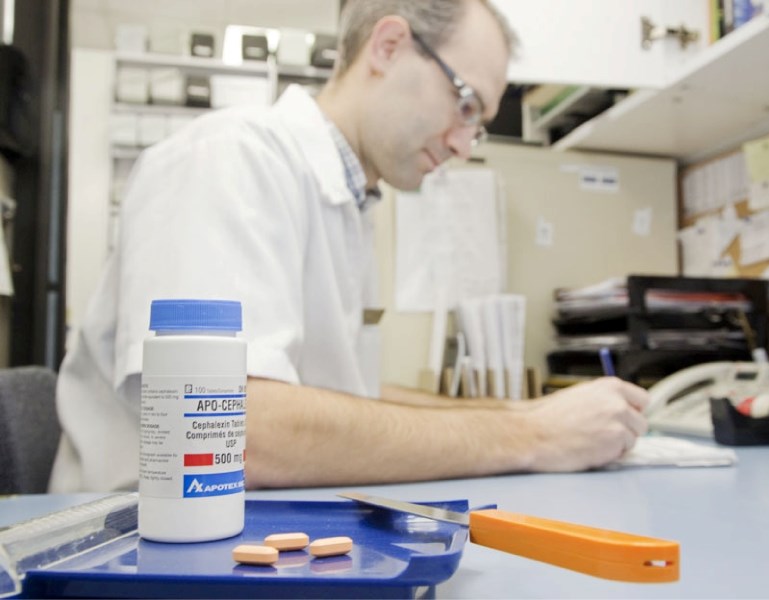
[456,294,526,399]
[614,435,737,468]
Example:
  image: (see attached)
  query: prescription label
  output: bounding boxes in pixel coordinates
[140,376,246,499]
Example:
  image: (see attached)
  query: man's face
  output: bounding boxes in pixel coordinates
[362,3,510,191]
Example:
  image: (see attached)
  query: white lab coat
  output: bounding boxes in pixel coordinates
[49,86,380,492]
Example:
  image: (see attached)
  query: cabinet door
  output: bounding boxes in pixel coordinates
[493,0,710,88]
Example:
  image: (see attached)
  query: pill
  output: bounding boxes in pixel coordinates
[263,532,310,551]
[308,536,353,557]
[232,544,279,565]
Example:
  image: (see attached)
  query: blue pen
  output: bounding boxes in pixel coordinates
[599,347,616,377]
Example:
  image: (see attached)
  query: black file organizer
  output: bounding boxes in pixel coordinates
[547,275,769,386]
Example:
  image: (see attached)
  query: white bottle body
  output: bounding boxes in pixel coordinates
[139,333,247,542]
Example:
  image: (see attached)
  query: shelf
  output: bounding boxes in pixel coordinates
[112,102,209,117]
[115,51,270,77]
[552,15,769,163]
[530,86,592,130]
[115,53,333,82]
[277,64,333,80]
[111,145,143,160]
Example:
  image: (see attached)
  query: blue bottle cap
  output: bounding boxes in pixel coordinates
[149,299,242,332]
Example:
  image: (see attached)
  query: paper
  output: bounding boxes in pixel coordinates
[427,288,449,393]
[748,179,769,211]
[448,332,466,397]
[677,215,735,276]
[499,294,526,400]
[456,298,487,396]
[615,435,737,468]
[560,163,620,192]
[710,256,738,277]
[743,134,769,183]
[578,166,619,192]
[739,209,769,266]
[535,217,553,247]
[394,169,503,312]
[631,207,652,236]
[681,151,749,219]
[718,202,742,254]
[455,294,526,400]
[480,297,505,399]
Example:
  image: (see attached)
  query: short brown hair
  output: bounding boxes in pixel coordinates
[334,0,517,77]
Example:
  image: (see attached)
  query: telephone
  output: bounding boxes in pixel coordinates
[646,361,769,438]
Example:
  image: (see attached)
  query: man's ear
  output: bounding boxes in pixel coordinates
[366,15,411,75]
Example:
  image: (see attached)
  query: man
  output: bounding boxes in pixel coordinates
[50,0,648,492]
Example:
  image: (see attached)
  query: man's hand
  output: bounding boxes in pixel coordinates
[522,377,649,472]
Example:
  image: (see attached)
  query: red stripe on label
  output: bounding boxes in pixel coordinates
[184,453,214,467]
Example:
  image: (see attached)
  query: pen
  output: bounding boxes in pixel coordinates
[599,347,616,377]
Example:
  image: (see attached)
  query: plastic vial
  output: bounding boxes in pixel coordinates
[139,299,247,542]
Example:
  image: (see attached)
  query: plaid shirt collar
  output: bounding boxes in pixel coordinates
[326,120,381,211]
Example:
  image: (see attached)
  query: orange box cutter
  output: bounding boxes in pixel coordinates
[339,492,679,583]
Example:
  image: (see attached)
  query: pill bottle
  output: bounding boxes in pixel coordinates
[139,299,247,543]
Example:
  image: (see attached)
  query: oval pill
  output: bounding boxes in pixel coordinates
[264,532,310,551]
[232,544,279,565]
[308,536,353,557]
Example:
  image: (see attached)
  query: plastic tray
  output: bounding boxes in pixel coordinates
[20,499,470,599]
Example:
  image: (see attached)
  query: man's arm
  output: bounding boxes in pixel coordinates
[379,384,518,409]
[244,376,648,488]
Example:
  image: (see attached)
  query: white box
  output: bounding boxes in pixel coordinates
[110,113,139,146]
[115,67,149,104]
[277,28,311,66]
[150,26,188,55]
[150,68,185,105]
[210,75,272,108]
[138,114,168,146]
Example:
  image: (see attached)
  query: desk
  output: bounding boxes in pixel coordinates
[2,445,767,598]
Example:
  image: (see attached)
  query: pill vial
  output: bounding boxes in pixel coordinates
[139,299,247,542]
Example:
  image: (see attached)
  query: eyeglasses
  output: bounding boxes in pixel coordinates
[411,30,488,145]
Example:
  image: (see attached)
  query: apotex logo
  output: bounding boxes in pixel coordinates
[183,470,244,497]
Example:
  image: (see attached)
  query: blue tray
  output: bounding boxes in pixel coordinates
[21,499,470,599]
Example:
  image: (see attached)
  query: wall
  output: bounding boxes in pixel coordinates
[66,49,112,346]
[375,143,680,389]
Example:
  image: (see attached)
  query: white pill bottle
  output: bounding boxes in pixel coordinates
[139,299,247,542]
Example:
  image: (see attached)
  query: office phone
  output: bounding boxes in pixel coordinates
[646,361,769,437]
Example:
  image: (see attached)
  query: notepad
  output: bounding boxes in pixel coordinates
[614,435,737,468]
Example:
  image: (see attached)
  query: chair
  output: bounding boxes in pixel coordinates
[0,366,60,494]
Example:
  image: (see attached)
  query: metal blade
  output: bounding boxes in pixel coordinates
[338,491,470,526]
